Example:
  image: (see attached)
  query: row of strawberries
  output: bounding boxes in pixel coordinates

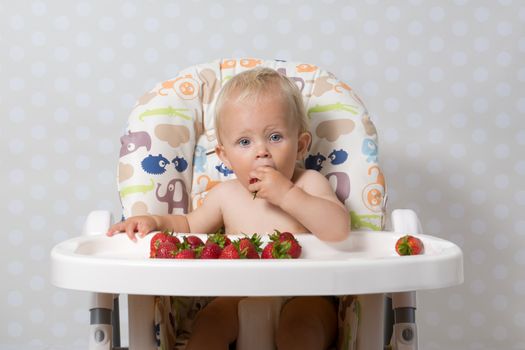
[150,230,302,259]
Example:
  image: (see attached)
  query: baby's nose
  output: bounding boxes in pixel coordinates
[256,147,270,158]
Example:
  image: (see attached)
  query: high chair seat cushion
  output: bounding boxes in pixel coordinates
[118,58,386,231]
[117,58,386,350]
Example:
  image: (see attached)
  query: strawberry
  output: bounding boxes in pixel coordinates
[206,231,232,249]
[249,178,259,199]
[155,241,178,259]
[238,239,259,259]
[219,243,245,259]
[261,240,293,259]
[184,235,204,250]
[395,235,425,256]
[198,242,222,259]
[174,248,196,259]
[270,230,302,258]
[150,231,180,258]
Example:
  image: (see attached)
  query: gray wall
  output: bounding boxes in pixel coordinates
[2,1,523,349]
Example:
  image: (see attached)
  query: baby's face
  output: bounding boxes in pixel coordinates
[216,92,305,188]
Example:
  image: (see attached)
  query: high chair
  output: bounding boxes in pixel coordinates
[51,58,463,350]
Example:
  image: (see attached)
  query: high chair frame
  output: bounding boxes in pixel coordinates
[50,58,463,350]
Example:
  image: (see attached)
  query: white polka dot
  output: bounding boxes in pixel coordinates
[447,324,463,340]
[492,294,508,311]
[406,113,422,128]
[362,81,379,97]
[493,233,509,250]
[424,311,440,326]
[448,174,465,188]
[473,36,490,52]
[76,2,92,16]
[10,46,24,61]
[297,35,312,50]
[276,19,291,34]
[10,15,25,30]
[470,219,486,235]
[472,129,487,144]
[8,261,24,275]
[54,200,70,215]
[30,216,46,230]
[384,67,399,81]
[384,97,399,112]
[54,77,70,92]
[515,220,525,235]
[429,6,445,21]
[470,249,487,265]
[470,312,486,327]
[32,31,46,46]
[54,16,69,31]
[518,98,525,113]
[515,312,525,328]
[30,275,45,290]
[449,144,466,158]
[470,190,487,205]
[493,264,508,279]
[426,189,442,203]
[451,82,468,97]
[8,322,23,337]
[471,160,486,175]
[30,185,47,200]
[408,20,423,35]
[516,249,525,265]
[121,2,136,17]
[495,113,510,128]
[449,203,465,219]
[497,51,512,66]
[253,35,268,50]
[188,17,203,33]
[405,143,421,158]
[320,50,335,65]
[51,322,67,338]
[231,19,247,34]
[75,155,91,170]
[8,290,24,306]
[515,190,525,206]
[470,279,486,294]
[517,130,525,144]
[10,77,25,91]
[75,32,92,47]
[99,47,115,62]
[75,185,91,200]
[54,169,70,184]
[473,67,489,82]
[494,174,509,189]
[448,294,464,310]
[298,4,313,20]
[9,107,25,123]
[429,36,444,51]
[362,50,378,66]
[407,82,424,97]
[496,82,511,97]
[474,7,490,23]
[142,17,159,32]
[30,308,45,323]
[492,326,508,341]
[252,4,268,19]
[452,20,468,36]
[407,51,423,66]
[30,245,46,261]
[321,20,336,34]
[426,159,443,174]
[98,17,115,32]
[341,6,357,20]
[451,51,467,66]
[31,61,47,77]
[515,280,525,295]
[9,169,25,185]
[497,21,513,36]
[164,3,180,17]
[428,128,443,143]
[53,291,68,307]
[426,219,442,234]
[122,33,136,48]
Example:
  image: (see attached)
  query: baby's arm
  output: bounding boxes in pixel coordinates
[106,185,224,241]
[280,173,350,242]
[249,167,349,242]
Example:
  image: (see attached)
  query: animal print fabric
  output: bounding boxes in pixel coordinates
[118,58,386,349]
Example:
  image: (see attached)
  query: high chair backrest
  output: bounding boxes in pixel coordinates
[118,58,386,230]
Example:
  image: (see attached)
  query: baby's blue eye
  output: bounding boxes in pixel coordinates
[238,138,250,147]
[269,133,282,142]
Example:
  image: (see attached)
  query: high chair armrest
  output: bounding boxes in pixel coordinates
[83,210,114,236]
[391,209,422,235]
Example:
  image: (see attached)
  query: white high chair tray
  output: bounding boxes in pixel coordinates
[51,231,463,296]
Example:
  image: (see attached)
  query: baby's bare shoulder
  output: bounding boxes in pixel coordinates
[294,168,327,185]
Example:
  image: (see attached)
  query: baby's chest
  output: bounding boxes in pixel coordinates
[221,199,307,234]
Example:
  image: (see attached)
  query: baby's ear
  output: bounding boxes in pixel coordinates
[296,131,311,160]
[215,144,232,169]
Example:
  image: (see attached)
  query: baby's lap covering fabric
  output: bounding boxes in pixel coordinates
[118,58,386,349]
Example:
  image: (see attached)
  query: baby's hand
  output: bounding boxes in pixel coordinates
[106,215,158,242]
[248,167,293,206]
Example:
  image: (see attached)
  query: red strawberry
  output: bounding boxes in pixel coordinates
[395,235,425,256]
[261,242,275,259]
[270,230,302,258]
[238,239,259,259]
[184,235,204,250]
[219,243,244,259]
[174,248,196,259]
[249,178,259,199]
[206,232,232,249]
[155,241,178,259]
[150,231,180,258]
[199,242,222,259]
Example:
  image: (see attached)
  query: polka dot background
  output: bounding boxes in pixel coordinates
[1,1,524,349]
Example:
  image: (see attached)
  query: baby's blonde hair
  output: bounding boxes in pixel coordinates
[214,67,309,144]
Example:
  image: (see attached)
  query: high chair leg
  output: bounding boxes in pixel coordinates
[356,294,385,350]
[389,292,418,350]
[128,295,156,350]
[236,297,286,350]
[89,293,114,350]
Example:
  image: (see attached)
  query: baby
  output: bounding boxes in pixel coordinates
[107,67,350,350]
